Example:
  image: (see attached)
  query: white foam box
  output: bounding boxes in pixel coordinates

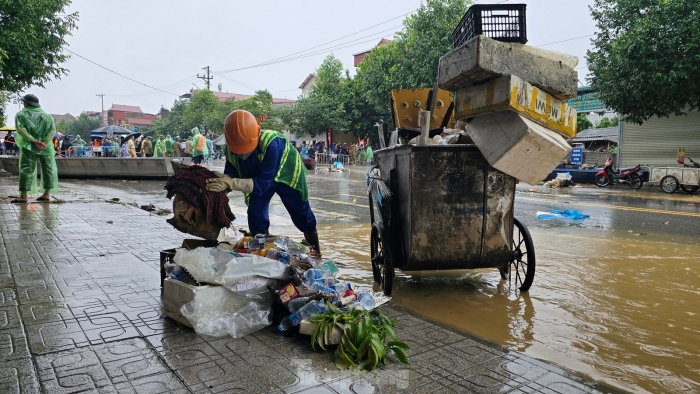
[466,111,572,185]
[162,277,213,328]
[454,75,577,139]
[299,320,344,346]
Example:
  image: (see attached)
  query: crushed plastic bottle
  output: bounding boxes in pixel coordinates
[322,260,340,276]
[287,296,312,313]
[310,282,336,295]
[289,300,327,326]
[357,292,376,310]
[303,269,324,287]
[276,316,292,332]
[333,282,350,295]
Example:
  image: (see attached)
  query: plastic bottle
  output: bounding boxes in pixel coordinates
[276,316,292,332]
[287,296,312,313]
[303,269,324,286]
[310,282,336,295]
[333,282,350,294]
[357,292,376,310]
[289,300,328,326]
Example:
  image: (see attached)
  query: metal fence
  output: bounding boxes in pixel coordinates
[315,153,350,167]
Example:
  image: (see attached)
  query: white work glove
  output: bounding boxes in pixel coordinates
[206,171,254,193]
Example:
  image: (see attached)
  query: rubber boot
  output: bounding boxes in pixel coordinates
[304,231,321,256]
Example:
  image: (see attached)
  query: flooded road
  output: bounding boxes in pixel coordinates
[59,167,700,394]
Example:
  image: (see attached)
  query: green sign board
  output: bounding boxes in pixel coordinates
[567,91,607,112]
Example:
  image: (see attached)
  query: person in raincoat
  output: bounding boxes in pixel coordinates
[365,145,373,165]
[171,136,181,157]
[205,110,321,255]
[127,135,136,157]
[191,127,209,165]
[154,135,166,157]
[12,94,58,203]
[359,147,367,165]
[205,136,214,165]
[141,136,153,157]
[164,134,174,157]
[72,135,86,157]
[185,136,193,157]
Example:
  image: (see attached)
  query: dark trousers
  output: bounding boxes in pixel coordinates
[248,182,316,235]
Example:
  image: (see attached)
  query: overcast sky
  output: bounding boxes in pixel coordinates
[6,0,597,125]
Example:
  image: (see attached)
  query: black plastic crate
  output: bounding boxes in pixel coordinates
[452,4,527,48]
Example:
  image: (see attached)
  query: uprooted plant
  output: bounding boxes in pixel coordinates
[309,302,410,371]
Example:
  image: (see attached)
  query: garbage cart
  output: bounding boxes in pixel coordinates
[367,144,535,295]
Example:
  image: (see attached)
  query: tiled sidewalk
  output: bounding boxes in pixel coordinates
[0,176,620,393]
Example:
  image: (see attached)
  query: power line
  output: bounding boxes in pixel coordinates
[66,50,181,96]
[197,66,213,90]
[215,27,401,74]
[535,34,594,47]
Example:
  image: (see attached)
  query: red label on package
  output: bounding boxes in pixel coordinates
[279,283,299,303]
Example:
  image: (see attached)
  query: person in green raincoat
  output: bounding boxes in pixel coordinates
[365,145,373,165]
[359,147,367,165]
[154,135,166,157]
[191,127,209,165]
[12,94,59,203]
[164,134,174,157]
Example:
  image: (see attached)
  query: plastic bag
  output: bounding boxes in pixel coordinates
[173,247,289,285]
[537,209,589,222]
[180,286,271,338]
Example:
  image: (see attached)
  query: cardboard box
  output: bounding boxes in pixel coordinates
[454,75,577,138]
[162,277,213,328]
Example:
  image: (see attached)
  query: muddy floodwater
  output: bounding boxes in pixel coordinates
[323,223,700,394]
[61,174,700,394]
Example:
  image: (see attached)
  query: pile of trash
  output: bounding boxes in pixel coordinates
[163,234,387,339]
[544,172,577,188]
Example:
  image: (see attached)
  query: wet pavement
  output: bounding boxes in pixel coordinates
[0,171,620,394]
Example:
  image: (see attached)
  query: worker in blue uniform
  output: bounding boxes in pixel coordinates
[206,110,321,255]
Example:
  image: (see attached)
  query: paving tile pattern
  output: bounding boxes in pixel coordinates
[0,180,620,393]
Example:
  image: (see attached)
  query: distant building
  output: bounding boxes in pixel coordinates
[50,113,75,123]
[179,90,296,109]
[107,104,155,129]
[157,106,170,120]
[353,38,392,67]
[299,73,317,97]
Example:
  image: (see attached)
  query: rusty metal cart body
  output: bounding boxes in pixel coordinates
[367,144,535,295]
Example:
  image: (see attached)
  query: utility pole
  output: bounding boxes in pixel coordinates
[96,93,105,125]
[197,66,213,90]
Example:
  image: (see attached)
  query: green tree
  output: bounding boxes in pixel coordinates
[356,0,470,114]
[279,55,350,137]
[595,116,619,128]
[0,0,78,93]
[66,113,101,141]
[577,114,593,132]
[151,99,188,138]
[587,0,700,124]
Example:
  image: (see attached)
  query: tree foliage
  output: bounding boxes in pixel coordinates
[151,89,280,139]
[356,0,470,115]
[587,0,700,124]
[0,0,78,93]
[577,114,593,132]
[58,113,101,141]
[595,116,619,128]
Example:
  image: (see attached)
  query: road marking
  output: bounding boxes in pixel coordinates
[307,174,364,184]
[517,196,700,218]
[308,196,362,207]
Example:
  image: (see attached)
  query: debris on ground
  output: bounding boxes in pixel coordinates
[161,233,407,371]
[141,204,156,211]
[537,209,590,222]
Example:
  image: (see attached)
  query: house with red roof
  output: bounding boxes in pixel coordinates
[107,104,156,129]
[353,38,392,67]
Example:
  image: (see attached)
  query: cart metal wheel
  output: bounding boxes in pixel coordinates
[660,175,679,193]
[370,222,394,295]
[628,173,643,190]
[502,218,536,292]
[594,175,610,187]
[680,185,699,194]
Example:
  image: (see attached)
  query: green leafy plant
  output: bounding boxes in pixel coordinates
[309,302,410,371]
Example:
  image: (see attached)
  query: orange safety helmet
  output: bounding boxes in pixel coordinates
[224,110,261,154]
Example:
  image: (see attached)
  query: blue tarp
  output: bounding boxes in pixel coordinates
[537,209,590,221]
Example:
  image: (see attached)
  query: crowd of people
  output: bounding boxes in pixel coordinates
[54,131,221,164]
[298,141,374,165]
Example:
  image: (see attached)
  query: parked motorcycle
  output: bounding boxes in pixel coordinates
[594,158,643,189]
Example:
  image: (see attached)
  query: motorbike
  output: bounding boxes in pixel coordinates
[594,158,644,189]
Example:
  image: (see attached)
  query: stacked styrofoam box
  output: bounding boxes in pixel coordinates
[438,35,579,185]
